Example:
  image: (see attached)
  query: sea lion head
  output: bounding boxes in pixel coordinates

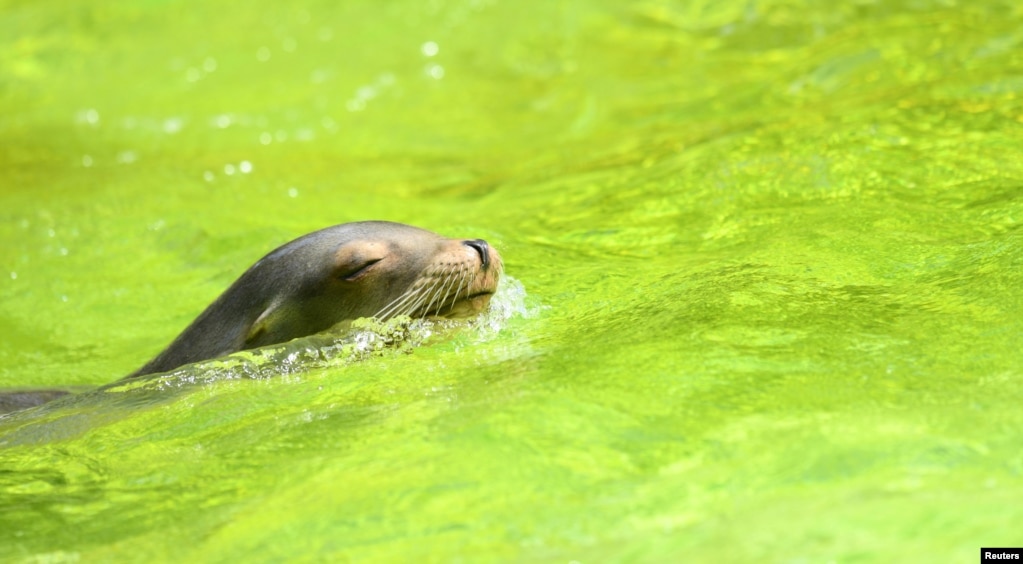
[130,221,504,378]
[241,221,503,349]
[324,221,503,321]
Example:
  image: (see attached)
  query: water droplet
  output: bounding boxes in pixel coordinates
[48,229,56,238]
[59,247,68,256]
[202,57,217,72]
[346,99,365,112]
[288,187,299,198]
[239,160,253,174]
[82,155,93,167]
[10,272,16,280]
[224,163,237,175]
[117,151,137,164]
[426,63,445,79]
[257,47,271,62]
[259,132,273,145]
[356,86,376,100]
[163,117,184,134]
[421,41,439,57]
[274,130,288,142]
[282,38,297,52]
[318,27,333,42]
[214,114,232,128]
[310,69,329,84]
[203,170,215,182]
[186,67,201,82]
[77,109,100,126]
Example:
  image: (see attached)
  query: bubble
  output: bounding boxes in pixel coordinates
[288,187,299,198]
[186,67,201,82]
[214,114,232,128]
[82,155,93,167]
[203,171,215,182]
[421,41,439,57]
[224,163,237,175]
[239,160,253,174]
[117,151,137,164]
[10,272,16,280]
[59,248,68,256]
[275,130,288,142]
[318,27,333,42]
[346,99,365,112]
[257,47,271,62]
[283,37,297,52]
[202,57,217,72]
[61,295,68,303]
[259,132,273,145]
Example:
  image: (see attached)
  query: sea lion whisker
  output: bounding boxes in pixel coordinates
[372,292,411,320]
[374,285,429,320]
[375,269,448,319]
[417,278,448,317]
[423,276,455,316]
[431,266,464,313]
[449,271,469,314]
[399,278,443,318]
[452,268,475,311]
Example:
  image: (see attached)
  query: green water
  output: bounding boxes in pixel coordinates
[3,0,1023,561]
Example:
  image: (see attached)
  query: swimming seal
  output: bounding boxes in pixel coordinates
[130,221,502,377]
[0,221,501,413]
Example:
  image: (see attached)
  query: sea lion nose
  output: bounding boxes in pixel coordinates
[463,239,490,269]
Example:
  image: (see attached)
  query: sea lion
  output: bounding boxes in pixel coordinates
[0,221,502,413]
[130,221,502,377]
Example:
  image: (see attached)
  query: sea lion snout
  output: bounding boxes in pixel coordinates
[462,239,491,269]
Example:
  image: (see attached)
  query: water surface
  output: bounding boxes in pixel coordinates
[2,0,1022,561]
